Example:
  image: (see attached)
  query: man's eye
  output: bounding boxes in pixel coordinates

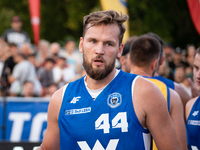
[91,40,96,43]
[194,66,199,71]
[106,43,112,46]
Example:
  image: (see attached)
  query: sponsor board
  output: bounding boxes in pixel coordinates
[0,97,50,142]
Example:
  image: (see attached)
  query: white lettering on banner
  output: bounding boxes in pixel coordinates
[9,112,31,142]
[8,112,47,142]
[78,139,119,150]
[29,113,47,142]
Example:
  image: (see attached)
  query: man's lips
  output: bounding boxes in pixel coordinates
[93,58,104,66]
[196,80,200,85]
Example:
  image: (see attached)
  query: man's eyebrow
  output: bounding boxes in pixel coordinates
[194,64,198,68]
[87,37,97,41]
[104,40,116,45]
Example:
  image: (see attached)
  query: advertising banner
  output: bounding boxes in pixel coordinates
[0,97,50,142]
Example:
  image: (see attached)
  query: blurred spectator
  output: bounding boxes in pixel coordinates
[48,42,61,62]
[8,52,42,96]
[174,65,186,83]
[168,47,189,76]
[0,42,11,95]
[28,53,41,72]
[63,39,82,75]
[44,83,58,97]
[119,36,138,73]
[17,80,38,97]
[181,66,193,97]
[164,43,174,62]
[174,65,192,97]
[20,42,34,58]
[186,44,196,67]
[158,59,174,80]
[52,56,75,88]
[1,16,30,48]
[1,43,18,92]
[37,39,50,66]
[37,57,55,96]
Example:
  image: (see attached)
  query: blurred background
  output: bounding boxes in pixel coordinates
[0,0,200,149]
[0,0,199,47]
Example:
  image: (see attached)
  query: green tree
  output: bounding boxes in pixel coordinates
[128,0,200,48]
[0,0,199,49]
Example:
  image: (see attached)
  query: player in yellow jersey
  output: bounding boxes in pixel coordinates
[128,34,187,150]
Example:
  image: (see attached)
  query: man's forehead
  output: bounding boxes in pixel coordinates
[194,54,200,64]
[84,24,120,40]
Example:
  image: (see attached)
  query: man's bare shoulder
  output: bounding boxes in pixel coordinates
[186,96,199,120]
[186,97,198,110]
[48,86,67,117]
[135,76,164,96]
[133,76,166,112]
[51,86,64,101]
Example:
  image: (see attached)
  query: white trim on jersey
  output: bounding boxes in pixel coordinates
[143,133,151,150]
[132,76,152,150]
[84,69,120,100]
[62,83,69,100]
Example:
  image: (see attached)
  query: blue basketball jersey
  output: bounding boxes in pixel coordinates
[58,70,152,150]
[186,96,200,150]
[152,76,175,90]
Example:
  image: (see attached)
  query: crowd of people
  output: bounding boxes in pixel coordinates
[0,15,196,99]
[160,44,196,98]
[0,10,200,150]
[0,16,84,97]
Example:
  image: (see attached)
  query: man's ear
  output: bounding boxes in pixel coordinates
[79,37,83,53]
[117,43,124,58]
[159,56,165,65]
[151,59,158,71]
[119,56,125,66]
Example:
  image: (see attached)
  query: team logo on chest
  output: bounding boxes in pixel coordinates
[107,93,122,108]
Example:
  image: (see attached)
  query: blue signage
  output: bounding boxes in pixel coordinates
[0,97,50,142]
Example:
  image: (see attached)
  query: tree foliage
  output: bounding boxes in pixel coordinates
[128,0,200,48]
[0,0,199,48]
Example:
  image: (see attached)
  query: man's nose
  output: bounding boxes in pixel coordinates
[196,70,200,78]
[95,43,104,55]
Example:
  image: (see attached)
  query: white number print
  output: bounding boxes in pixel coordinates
[78,112,128,150]
[112,112,128,132]
[95,112,128,133]
[191,146,199,150]
[95,114,110,134]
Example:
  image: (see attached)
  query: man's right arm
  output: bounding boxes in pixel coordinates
[37,88,63,150]
[134,77,181,150]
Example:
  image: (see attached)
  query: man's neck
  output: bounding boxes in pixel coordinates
[85,68,117,90]
[130,66,152,77]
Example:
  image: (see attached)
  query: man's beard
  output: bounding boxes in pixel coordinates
[82,50,116,80]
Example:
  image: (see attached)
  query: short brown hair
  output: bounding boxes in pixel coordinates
[129,34,161,67]
[83,10,128,45]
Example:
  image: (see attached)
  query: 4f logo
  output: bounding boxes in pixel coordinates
[192,111,199,117]
[70,96,81,104]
